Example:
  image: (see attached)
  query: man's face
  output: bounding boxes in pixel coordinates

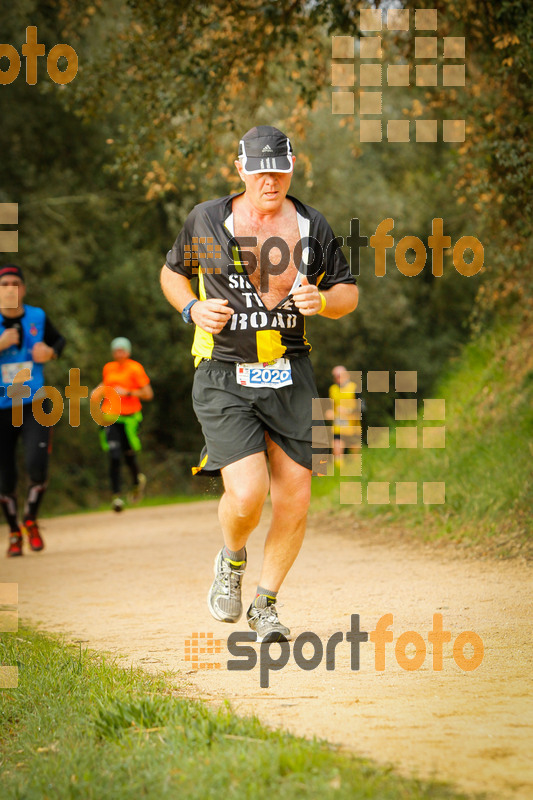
[332,368,348,385]
[234,157,296,213]
[0,276,25,311]
[112,347,130,362]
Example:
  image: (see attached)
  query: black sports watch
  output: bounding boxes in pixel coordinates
[182,299,198,324]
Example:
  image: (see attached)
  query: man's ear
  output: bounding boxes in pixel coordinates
[234,159,246,182]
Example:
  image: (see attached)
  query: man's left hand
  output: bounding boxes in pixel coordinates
[291,276,323,316]
[32,342,56,363]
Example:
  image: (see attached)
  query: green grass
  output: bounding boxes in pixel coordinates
[41,480,224,519]
[311,322,533,557]
[39,493,214,519]
[0,627,471,799]
[74,491,219,516]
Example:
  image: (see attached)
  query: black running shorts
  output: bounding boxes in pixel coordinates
[191,356,327,475]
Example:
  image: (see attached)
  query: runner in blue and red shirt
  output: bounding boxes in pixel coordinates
[0,264,65,557]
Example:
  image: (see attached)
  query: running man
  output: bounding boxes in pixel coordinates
[328,365,362,465]
[0,263,66,557]
[161,126,358,641]
[98,337,153,512]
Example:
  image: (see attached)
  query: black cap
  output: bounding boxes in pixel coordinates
[238,126,294,174]
[0,264,24,282]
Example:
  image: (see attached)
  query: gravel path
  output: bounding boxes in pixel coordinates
[1,501,531,799]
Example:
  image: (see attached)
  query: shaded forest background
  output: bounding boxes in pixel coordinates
[0,0,531,512]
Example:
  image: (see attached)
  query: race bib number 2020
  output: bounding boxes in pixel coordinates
[236,357,292,389]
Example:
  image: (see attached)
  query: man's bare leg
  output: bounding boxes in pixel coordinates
[333,435,344,471]
[257,436,311,592]
[245,437,310,641]
[208,450,270,624]
[218,451,270,551]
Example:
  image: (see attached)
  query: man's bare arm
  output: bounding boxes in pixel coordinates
[160,265,234,334]
[160,266,197,312]
[134,383,154,402]
[318,283,358,319]
[292,278,358,319]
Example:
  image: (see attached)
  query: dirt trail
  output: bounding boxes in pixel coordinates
[1,501,532,799]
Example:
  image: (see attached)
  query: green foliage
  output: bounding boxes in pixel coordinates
[313,320,533,556]
[0,0,528,517]
[398,0,533,323]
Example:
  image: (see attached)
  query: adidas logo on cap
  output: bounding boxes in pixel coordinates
[238,126,293,174]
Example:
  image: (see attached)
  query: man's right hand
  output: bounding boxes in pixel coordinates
[0,328,20,350]
[190,298,234,334]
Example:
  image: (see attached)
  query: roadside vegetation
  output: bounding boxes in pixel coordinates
[312,320,533,558]
[0,627,470,800]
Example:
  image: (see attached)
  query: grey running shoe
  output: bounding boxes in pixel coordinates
[111,495,125,512]
[246,601,291,643]
[207,548,247,623]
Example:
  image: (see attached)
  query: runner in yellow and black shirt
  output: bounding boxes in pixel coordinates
[165,194,355,366]
[161,125,358,643]
[328,365,362,465]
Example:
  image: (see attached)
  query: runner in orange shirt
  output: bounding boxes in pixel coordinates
[98,337,153,512]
